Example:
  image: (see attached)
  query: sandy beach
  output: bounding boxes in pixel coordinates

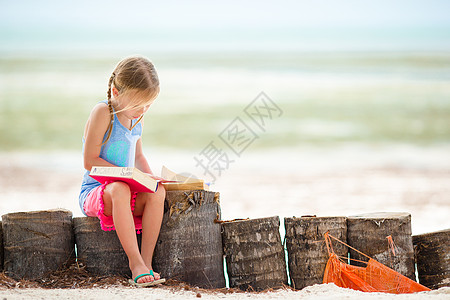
[0,144,449,298]
[1,144,449,233]
[0,284,449,300]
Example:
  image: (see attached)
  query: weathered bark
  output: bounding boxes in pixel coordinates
[222,216,288,291]
[347,212,415,280]
[0,221,3,271]
[413,229,449,289]
[73,217,130,277]
[284,216,347,289]
[2,209,74,280]
[153,190,225,288]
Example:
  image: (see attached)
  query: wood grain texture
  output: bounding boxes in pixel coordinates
[285,216,347,289]
[347,212,415,280]
[0,221,3,271]
[153,190,225,288]
[73,217,130,277]
[2,209,74,280]
[222,216,287,291]
[413,229,450,289]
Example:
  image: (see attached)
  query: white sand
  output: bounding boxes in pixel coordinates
[0,284,448,299]
[0,144,449,298]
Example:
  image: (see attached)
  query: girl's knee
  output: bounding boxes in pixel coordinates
[105,182,131,202]
[101,182,132,216]
[156,183,166,200]
[109,181,131,193]
[138,184,165,206]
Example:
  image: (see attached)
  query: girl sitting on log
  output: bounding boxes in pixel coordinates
[79,56,166,287]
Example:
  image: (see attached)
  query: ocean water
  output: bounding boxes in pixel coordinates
[1,20,450,235]
[1,22,450,150]
[1,27,450,57]
[1,51,449,150]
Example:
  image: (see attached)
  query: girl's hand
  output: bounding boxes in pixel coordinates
[146,174,177,182]
[146,174,166,181]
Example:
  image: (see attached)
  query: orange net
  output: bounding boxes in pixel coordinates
[323,232,430,294]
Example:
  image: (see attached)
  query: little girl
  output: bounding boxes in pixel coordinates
[79,56,166,286]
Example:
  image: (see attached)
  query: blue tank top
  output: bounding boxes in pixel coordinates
[78,100,143,215]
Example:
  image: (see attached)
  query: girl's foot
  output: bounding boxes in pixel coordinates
[132,265,154,283]
[150,269,161,281]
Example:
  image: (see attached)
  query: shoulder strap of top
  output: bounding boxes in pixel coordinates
[99,99,116,113]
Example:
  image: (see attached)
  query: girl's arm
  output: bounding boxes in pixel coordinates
[83,103,116,171]
[135,138,153,174]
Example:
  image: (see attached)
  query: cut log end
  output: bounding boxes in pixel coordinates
[413,228,450,289]
[73,217,130,277]
[153,190,225,289]
[2,209,75,280]
[347,212,415,281]
[284,216,347,290]
[222,216,287,291]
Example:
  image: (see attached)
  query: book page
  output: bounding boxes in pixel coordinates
[146,173,175,183]
[161,166,204,183]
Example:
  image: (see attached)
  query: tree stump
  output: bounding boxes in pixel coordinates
[413,229,450,289]
[284,216,347,289]
[221,216,288,291]
[0,221,3,271]
[2,209,75,280]
[347,212,415,280]
[73,217,130,277]
[152,190,225,288]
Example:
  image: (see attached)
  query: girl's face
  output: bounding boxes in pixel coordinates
[113,87,155,120]
[124,103,152,120]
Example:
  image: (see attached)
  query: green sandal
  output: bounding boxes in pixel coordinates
[129,271,166,287]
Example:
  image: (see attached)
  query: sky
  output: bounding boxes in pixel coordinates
[2,0,450,30]
[1,0,449,53]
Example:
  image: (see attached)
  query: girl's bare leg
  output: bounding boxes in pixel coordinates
[133,184,166,280]
[102,182,153,283]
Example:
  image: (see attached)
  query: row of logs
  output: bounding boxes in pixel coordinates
[0,190,448,291]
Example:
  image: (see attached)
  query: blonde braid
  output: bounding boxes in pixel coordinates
[102,73,116,145]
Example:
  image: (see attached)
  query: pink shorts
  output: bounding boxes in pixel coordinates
[83,181,143,233]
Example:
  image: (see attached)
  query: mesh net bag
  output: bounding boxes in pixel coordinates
[323,232,430,294]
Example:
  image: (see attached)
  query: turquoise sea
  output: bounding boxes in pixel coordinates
[1,22,450,151]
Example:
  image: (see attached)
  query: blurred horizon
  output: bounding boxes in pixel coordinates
[1,0,450,152]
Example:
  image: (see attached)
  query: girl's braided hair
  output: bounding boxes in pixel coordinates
[104,56,159,144]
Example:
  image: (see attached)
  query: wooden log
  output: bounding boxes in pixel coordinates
[413,229,450,289]
[2,209,75,280]
[347,212,415,280]
[284,216,347,289]
[0,221,3,271]
[222,216,288,291]
[153,190,225,288]
[73,217,130,277]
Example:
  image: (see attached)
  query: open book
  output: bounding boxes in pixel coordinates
[160,166,210,191]
[89,166,209,192]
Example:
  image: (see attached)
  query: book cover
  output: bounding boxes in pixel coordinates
[89,165,210,193]
[89,167,158,193]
